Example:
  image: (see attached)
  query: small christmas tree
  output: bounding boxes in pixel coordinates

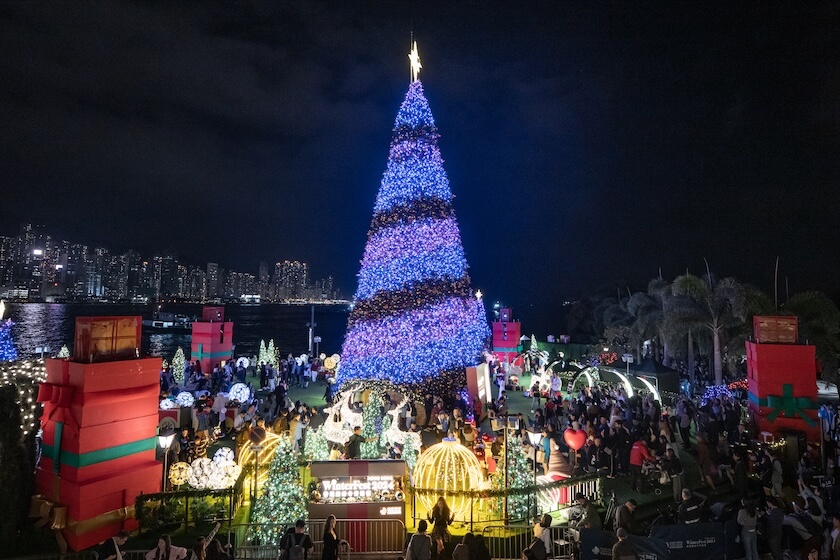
[403,435,418,475]
[303,426,329,461]
[56,345,70,359]
[249,436,307,544]
[490,437,531,522]
[258,340,268,365]
[361,391,384,459]
[171,347,186,383]
[0,319,17,362]
[268,339,280,370]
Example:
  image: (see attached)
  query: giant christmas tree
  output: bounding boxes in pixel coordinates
[337,48,489,395]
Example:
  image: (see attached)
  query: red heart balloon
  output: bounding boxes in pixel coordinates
[563,428,586,451]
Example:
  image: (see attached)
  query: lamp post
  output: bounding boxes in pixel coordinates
[527,428,542,521]
[158,427,176,492]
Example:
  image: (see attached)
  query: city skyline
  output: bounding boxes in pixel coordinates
[0,222,342,302]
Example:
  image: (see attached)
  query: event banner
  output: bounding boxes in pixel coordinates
[649,522,726,560]
[580,529,670,560]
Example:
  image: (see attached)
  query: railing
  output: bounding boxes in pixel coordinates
[409,474,602,530]
[228,519,406,557]
[480,525,572,560]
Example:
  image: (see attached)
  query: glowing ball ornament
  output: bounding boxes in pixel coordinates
[229,383,250,403]
[213,447,235,464]
[159,398,178,410]
[324,356,337,370]
[175,391,195,408]
[188,458,214,490]
[413,438,483,519]
[169,462,191,486]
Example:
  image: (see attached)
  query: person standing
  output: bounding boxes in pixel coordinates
[146,535,188,560]
[99,530,130,560]
[677,489,703,525]
[629,439,653,493]
[663,448,685,503]
[322,515,349,560]
[406,520,433,560]
[737,500,759,560]
[611,528,636,560]
[614,499,637,535]
[345,426,372,460]
[764,498,784,560]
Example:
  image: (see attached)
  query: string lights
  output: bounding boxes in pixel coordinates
[336,80,489,394]
[0,359,46,439]
[413,438,484,519]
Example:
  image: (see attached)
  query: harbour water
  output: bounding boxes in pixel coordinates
[4,302,351,361]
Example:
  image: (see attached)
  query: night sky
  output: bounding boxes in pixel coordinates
[2,3,840,311]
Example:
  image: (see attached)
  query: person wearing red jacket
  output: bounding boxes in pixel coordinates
[629,439,654,492]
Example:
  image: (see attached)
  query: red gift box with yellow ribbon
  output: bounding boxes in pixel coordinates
[35,322,164,552]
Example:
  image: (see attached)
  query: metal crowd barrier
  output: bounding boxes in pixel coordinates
[481,525,572,560]
[228,519,406,556]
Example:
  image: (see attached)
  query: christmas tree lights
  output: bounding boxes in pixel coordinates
[249,436,307,544]
[491,442,531,522]
[171,347,185,383]
[258,340,268,365]
[337,80,489,394]
[303,426,329,461]
[361,392,384,459]
[0,319,18,362]
[0,359,46,439]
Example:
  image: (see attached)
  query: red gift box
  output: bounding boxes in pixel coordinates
[42,414,159,455]
[37,460,161,521]
[41,384,159,429]
[39,450,156,483]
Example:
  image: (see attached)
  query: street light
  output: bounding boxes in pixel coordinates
[527,428,542,520]
[158,427,176,492]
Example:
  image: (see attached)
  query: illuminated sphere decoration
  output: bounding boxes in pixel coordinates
[229,383,250,403]
[188,458,214,490]
[213,447,235,464]
[169,462,191,486]
[413,438,483,519]
[324,356,337,370]
[175,391,195,408]
[159,398,178,410]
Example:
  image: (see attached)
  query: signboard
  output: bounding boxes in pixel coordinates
[580,530,670,560]
[649,522,726,560]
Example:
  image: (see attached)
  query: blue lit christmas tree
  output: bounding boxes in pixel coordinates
[337,46,489,395]
[0,302,17,362]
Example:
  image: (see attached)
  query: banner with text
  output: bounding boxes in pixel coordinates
[649,522,726,560]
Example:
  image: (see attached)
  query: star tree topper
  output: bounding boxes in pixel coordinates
[409,41,422,82]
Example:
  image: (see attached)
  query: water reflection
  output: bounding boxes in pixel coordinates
[5,302,349,361]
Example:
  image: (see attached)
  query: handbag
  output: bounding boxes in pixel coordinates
[522,538,547,560]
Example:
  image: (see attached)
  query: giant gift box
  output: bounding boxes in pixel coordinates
[746,316,819,441]
[492,307,521,363]
[35,316,162,551]
[190,313,233,374]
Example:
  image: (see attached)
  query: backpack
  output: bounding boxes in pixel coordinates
[286,533,307,560]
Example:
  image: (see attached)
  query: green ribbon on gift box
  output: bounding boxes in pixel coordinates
[193,343,231,361]
[751,383,818,427]
[42,437,156,469]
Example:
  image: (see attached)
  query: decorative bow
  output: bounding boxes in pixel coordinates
[765,384,818,427]
[29,494,68,552]
[36,383,78,473]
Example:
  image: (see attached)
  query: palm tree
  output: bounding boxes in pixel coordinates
[782,291,840,391]
[627,278,672,365]
[670,273,747,385]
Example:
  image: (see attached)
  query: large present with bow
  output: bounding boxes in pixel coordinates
[190,318,233,373]
[35,317,164,551]
[746,339,819,440]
